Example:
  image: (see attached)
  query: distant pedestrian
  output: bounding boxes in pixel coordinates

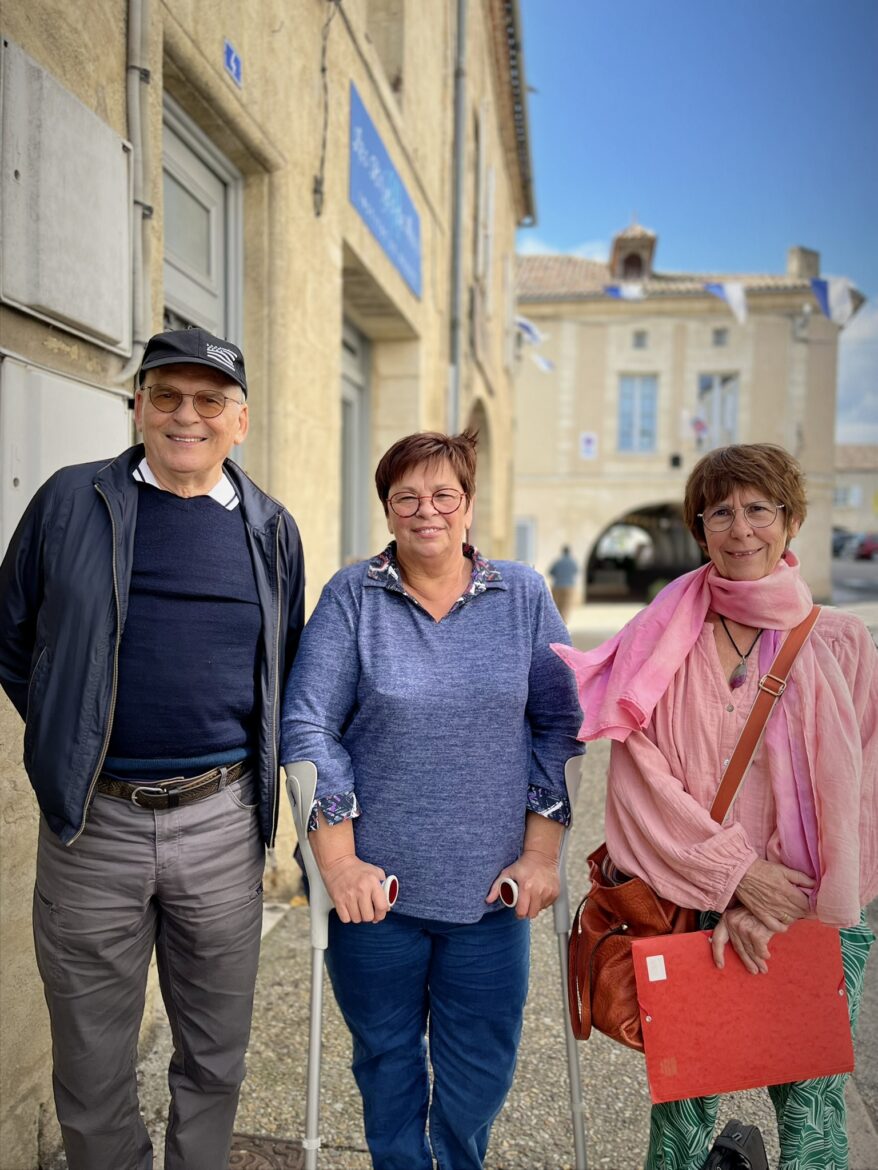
[548,544,579,623]
[556,444,877,1170]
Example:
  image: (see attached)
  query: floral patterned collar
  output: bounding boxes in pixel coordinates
[365,542,504,612]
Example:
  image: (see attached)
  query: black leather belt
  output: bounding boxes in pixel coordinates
[96,760,251,810]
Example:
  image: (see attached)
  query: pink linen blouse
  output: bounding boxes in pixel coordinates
[604,608,878,917]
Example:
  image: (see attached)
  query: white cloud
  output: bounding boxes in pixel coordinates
[837,300,878,443]
[515,235,610,261]
[570,239,610,262]
[516,234,558,256]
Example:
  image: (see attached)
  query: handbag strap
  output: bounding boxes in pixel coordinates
[709,605,821,825]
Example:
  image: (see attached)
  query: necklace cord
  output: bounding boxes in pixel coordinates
[719,615,763,660]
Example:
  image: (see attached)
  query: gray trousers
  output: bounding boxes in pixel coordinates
[33,772,265,1170]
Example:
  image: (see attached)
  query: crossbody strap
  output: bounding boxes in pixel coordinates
[709,605,821,825]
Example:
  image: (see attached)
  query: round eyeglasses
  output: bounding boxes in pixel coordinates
[145,385,243,419]
[698,502,785,533]
[388,489,466,518]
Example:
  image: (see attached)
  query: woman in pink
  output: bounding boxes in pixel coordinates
[556,444,876,1170]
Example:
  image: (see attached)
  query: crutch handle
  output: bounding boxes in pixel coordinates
[554,756,583,937]
[285,761,335,950]
[383,875,400,907]
[499,877,519,908]
[285,763,400,945]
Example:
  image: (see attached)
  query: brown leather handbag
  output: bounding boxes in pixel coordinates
[568,606,820,1051]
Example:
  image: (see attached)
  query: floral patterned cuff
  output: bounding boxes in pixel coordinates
[307,790,361,832]
[527,783,571,826]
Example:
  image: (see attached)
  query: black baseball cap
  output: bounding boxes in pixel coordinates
[138,328,248,396]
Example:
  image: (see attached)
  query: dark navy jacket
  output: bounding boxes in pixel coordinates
[0,445,305,846]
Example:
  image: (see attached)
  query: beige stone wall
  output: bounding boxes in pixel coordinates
[514,294,839,601]
[0,2,526,1164]
[834,468,878,535]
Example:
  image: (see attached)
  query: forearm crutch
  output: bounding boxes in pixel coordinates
[285,762,397,1170]
[496,758,588,1168]
[285,761,333,1170]
[555,756,588,1170]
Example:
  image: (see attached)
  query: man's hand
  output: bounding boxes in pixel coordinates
[735,858,814,932]
[711,906,776,974]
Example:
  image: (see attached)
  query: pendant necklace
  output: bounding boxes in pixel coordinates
[719,616,763,690]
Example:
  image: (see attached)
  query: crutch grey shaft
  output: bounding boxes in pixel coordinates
[554,756,589,1170]
[286,760,333,1170]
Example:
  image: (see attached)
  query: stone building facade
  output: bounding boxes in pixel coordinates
[834,445,878,541]
[514,226,858,603]
[0,2,533,1163]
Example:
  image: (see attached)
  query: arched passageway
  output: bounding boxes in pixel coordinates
[585,502,703,601]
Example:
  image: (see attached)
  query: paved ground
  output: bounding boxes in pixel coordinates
[48,595,878,1169]
[128,742,877,1170]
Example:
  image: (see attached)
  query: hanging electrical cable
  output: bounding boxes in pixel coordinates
[313,0,342,217]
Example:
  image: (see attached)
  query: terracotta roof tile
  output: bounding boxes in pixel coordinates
[835,445,878,471]
[515,254,815,301]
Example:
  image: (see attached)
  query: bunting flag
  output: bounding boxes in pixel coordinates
[514,315,545,345]
[704,281,748,325]
[810,277,854,326]
[604,282,645,301]
[530,352,555,373]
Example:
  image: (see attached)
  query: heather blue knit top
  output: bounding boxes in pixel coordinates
[280,544,584,923]
[105,483,261,778]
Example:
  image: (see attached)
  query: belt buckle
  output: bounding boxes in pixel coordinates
[130,785,169,808]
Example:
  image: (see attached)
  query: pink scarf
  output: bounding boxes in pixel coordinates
[551,552,812,741]
[552,553,867,924]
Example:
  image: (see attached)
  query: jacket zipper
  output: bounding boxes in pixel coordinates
[26,646,48,713]
[68,485,122,845]
[268,517,283,847]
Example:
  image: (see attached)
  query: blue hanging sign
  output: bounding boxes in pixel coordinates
[224,40,242,87]
[349,84,421,298]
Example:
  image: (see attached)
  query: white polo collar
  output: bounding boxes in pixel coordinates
[132,458,240,510]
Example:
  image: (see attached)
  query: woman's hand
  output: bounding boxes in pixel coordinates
[487,811,566,919]
[487,850,560,919]
[711,906,776,974]
[734,858,814,932]
[308,813,391,924]
[320,854,391,924]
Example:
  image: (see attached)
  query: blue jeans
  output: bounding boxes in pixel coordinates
[326,907,530,1170]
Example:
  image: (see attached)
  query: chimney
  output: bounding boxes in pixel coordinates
[787,246,820,279]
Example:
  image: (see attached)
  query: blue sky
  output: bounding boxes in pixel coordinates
[516,0,878,442]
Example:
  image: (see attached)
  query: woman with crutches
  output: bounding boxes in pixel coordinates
[281,430,583,1170]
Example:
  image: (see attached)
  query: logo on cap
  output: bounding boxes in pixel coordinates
[206,343,239,373]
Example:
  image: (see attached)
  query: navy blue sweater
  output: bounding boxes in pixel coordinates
[105,486,261,777]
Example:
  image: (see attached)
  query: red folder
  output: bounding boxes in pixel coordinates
[632,920,854,1104]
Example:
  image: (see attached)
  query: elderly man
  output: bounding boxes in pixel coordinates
[0,328,305,1170]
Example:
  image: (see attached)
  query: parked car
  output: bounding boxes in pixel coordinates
[854,533,878,560]
[832,526,851,557]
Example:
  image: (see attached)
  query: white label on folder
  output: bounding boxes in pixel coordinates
[646,954,667,982]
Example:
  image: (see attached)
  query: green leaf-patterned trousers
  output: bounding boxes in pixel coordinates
[645,913,875,1170]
